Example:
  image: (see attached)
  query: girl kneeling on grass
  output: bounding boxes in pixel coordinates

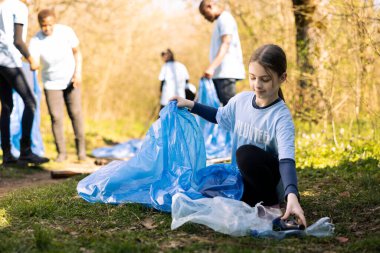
[171,44,307,227]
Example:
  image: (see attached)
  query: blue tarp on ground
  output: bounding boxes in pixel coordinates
[77,102,243,212]
[0,64,45,157]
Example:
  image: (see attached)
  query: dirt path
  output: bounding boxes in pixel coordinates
[0,159,101,198]
[0,170,61,198]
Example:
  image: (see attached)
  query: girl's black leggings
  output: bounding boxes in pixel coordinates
[236,144,281,206]
[0,66,36,152]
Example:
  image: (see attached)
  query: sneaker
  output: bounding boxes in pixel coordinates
[19,152,49,165]
[55,154,67,163]
[2,152,18,165]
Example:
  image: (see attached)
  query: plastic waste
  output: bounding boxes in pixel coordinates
[91,139,143,159]
[251,217,335,239]
[78,102,204,208]
[172,193,335,239]
[0,63,45,156]
[78,102,244,212]
[171,192,281,236]
[196,78,232,159]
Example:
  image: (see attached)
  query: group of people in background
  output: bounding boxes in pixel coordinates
[0,0,85,164]
[1,0,307,228]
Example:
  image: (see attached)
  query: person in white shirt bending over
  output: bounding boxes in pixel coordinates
[29,9,86,162]
[0,0,49,165]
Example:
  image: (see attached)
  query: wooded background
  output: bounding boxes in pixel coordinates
[25,0,380,139]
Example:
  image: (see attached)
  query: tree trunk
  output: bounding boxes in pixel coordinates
[292,0,316,120]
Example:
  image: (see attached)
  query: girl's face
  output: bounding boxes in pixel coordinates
[39,16,55,36]
[248,61,285,102]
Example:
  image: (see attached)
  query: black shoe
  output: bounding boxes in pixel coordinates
[19,152,49,165]
[2,152,18,165]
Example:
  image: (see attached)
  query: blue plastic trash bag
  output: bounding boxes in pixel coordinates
[78,102,205,208]
[77,102,244,212]
[171,193,335,238]
[91,139,143,159]
[192,163,242,200]
[197,78,232,159]
[0,63,45,157]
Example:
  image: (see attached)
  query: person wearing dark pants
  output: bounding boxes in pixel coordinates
[199,1,245,105]
[0,0,49,165]
[45,84,85,162]
[29,9,86,162]
[236,144,281,206]
[213,78,236,106]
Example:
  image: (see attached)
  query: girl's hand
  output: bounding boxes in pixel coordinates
[170,96,194,109]
[281,193,307,227]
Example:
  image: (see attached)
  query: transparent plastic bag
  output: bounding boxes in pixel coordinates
[171,193,281,236]
[196,78,232,159]
[251,217,335,239]
[172,193,335,238]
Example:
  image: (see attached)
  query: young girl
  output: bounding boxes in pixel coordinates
[0,0,49,165]
[172,44,307,227]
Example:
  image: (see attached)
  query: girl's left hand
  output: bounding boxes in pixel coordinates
[281,193,307,227]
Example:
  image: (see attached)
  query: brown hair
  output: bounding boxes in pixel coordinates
[199,0,218,15]
[249,44,287,101]
[38,9,55,23]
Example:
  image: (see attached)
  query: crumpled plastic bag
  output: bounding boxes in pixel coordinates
[91,139,143,159]
[171,193,335,239]
[0,63,45,157]
[78,102,204,208]
[171,192,280,236]
[78,102,243,212]
[196,78,232,160]
[252,217,335,239]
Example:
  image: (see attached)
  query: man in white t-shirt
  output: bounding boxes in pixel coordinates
[29,9,85,162]
[158,49,190,109]
[0,0,49,165]
[199,0,245,106]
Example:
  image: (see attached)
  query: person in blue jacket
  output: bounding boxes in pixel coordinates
[172,44,307,227]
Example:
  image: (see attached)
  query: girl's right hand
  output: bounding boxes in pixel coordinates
[282,193,307,228]
[170,96,195,109]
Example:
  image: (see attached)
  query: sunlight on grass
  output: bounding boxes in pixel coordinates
[0,209,10,229]
[300,190,318,197]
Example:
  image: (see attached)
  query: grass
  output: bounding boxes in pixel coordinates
[0,121,379,252]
